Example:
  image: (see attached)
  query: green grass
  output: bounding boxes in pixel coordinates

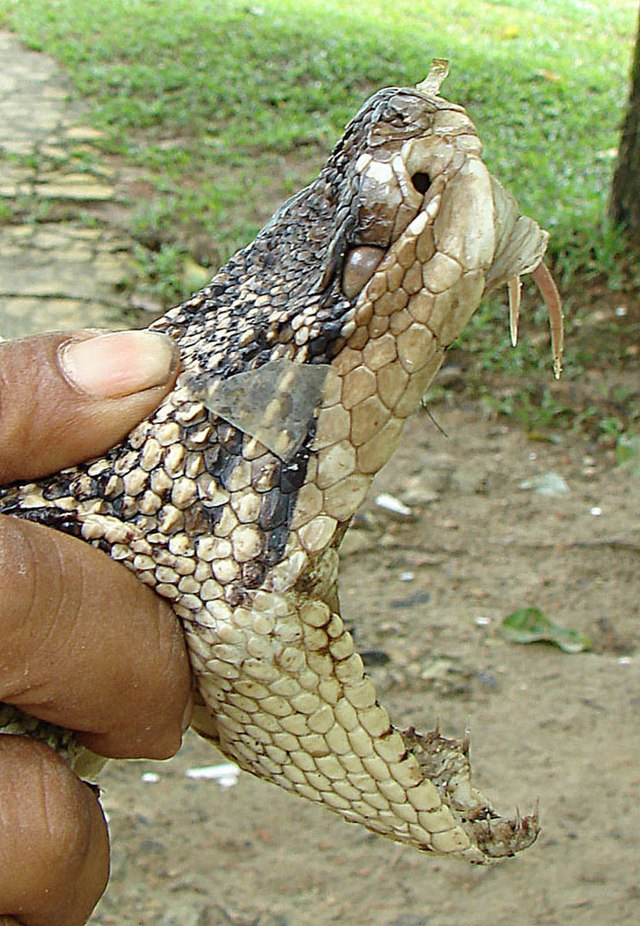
[0,0,638,424]
[0,0,636,262]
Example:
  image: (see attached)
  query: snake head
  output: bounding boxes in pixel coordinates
[172,62,563,486]
[162,61,562,392]
[329,61,563,378]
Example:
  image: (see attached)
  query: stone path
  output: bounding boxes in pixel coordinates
[0,31,136,339]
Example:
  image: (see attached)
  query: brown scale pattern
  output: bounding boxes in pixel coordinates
[0,69,554,862]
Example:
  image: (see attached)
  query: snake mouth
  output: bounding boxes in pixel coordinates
[487,175,564,378]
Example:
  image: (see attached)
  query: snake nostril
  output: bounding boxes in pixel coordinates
[411,171,431,195]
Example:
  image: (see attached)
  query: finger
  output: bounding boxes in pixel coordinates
[0,737,109,926]
[0,329,179,483]
[0,515,192,760]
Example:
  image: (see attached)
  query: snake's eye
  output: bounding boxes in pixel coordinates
[341,245,385,299]
[411,171,431,195]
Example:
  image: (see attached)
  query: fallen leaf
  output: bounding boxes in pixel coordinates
[501,607,591,653]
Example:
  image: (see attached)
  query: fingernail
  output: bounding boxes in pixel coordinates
[181,692,194,734]
[59,330,178,399]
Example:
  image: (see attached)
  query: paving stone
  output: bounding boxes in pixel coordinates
[0,32,137,340]
[35,178,115,201]
[0,296,123,339]
[94,252,132,285]
[39,144,68,159]
[67,227,103,239]
[92,164,117,178]
[32,228,81,249]
[64,125,106,141]
[56,243,95,261]
[0,166,32,197]
[0,37,78,156]
[3,225,33,241]
[0,74,17,93]
[0,140,38,156]
[0,250,127,301]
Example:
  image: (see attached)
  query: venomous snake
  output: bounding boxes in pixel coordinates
[0,63,563,863]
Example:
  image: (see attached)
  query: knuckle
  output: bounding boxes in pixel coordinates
[0,338,46,483]
[0,739,94,874]
[0,517,38,642]
[0,738,109,925]
[24,744,94,865]
[0,518,74,699]
[125,601,190,756]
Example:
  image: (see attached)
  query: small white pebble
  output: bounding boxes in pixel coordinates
[399,571,415,582]
[475,616,492,626]
[186,763,240,789]
[141,772,160,784]
[375,493,413,518]
[615,305,627,317]
[590,506,602,516]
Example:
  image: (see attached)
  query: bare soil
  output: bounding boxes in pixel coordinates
[2,28,637,925]
[92,400,640,926]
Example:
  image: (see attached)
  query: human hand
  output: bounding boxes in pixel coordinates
[0,330,193,926]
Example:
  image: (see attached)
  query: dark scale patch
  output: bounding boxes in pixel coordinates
[203,444,221,473]
[251,456,280,493]
[259,488,292,532]
[183,504,213,535]
[216,423,243,455]
[0,491,22,515]
[217,447,245,492]
[306,316,347,360]
[94,471,124,500]
[2,504,84,539]
[254,442,312,570]
[68,473,99,501]
[261,526,290,567]
[242,560,267,588]
[225,585,244,607]
[111,494,126,519]
[198,502,226,533]
[280,448,311,494]
[42,480,75,501]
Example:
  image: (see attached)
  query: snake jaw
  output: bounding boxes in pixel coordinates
[532,261,564,379]
[403,727,540,861]
[508,276,522,347]
[484,174,564,376]
[507,262,564,378]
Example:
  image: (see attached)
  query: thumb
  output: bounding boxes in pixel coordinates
[0,329,179,483]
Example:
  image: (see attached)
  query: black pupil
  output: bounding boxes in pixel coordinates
[411,172,430,195]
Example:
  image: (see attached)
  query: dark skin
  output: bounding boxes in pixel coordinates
[0,330,193,926]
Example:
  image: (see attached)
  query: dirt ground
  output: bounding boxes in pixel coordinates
[92,398,640,926]
[1,28,637,926]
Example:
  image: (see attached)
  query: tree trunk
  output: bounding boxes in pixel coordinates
[610,5,640,245]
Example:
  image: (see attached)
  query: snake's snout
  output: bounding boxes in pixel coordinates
[486,176,564,378]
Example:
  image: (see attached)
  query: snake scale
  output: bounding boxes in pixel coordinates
[0,63,563,863]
